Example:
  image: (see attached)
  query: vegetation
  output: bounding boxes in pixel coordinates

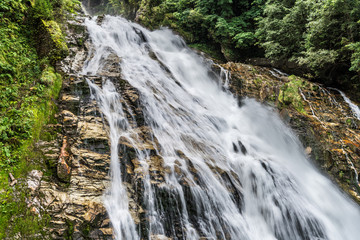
[278,75,305,113]
[107,0,265,60]
[257,0,360,98]
[0,0,79,238]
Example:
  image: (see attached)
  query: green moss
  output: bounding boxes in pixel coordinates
[41,19,69,57]
[311,84,319,91]
[254,77,263,87]
[278,76,306,113]
[0,184,52,239]
[65,219,75,239]
[346,118,352,125]
[251,67,259,74]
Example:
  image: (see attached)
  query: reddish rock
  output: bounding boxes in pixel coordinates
[57,136,71,182]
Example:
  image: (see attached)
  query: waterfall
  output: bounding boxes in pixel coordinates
[81,15,360,240]
[336,89,360,120]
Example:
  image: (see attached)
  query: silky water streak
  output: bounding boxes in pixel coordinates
[82,15,360,240]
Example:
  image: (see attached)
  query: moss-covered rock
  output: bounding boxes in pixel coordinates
[39,19,69,61]
[278,76,305,113]
[40,65,61,86]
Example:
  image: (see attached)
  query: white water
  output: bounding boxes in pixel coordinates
[82,15,360,240]
[338,90,360,120]
[86,79,139,239]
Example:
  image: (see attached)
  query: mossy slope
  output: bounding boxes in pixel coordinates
[0,0,79,238]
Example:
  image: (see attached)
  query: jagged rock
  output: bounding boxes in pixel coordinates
[151,235,172,240]
[27,170,43,194]
[62,94,80,103]
[78,121,108,141]
[57,157,71,182]
[62,110,77,120]
[96,15,105,25]
[99,228,113,236]
[57,137,71,182]
[84,202,107,224]
[98,52,122,77]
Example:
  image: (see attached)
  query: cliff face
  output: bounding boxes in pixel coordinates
[222,62,360,204]
[29,16,113,239]
[32,13,167,239]
[28,11,360,240]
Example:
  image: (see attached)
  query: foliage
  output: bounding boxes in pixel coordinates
[347,41,360,73]
[32,0,81,19]
[257,0,360,80]
[109,0,265,61]
[108,0,140,18]
[278,75,305,113]
[41,19,69,57]
[0,0,77,237]
[256,0,306,61]
[32,0,54,19]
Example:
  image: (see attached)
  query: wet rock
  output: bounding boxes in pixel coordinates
[99,228,113,236]
[305,147,312,156]
[151,235,172,240]
[96,15,105,25]
[84,202,107,225]
[62,110,78,129]
[280,109,291,123]
[30,13,115,238]
[98,52,122,77]
[78,121,108,141]
[61,94,79,103]
[57,137,71,182]
[57,157,71,182]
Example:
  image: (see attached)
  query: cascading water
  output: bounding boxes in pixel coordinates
[81,15,360,240]
[335,89,360,120]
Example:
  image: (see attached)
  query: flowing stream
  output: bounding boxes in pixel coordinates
[82,15,360,240]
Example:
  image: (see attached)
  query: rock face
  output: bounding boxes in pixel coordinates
[222,62,360,203]
[33,12,164,239]
[30,15,113,239]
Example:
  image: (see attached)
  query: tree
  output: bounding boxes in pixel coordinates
[257,0,360,81]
